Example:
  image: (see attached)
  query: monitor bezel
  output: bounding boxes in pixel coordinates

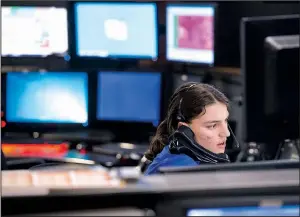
[1,1,70,67]
[165,2,218,67]
[72,1,159,63]
[2,71,90,133]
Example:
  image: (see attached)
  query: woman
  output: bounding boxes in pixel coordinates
[144,82,231,175]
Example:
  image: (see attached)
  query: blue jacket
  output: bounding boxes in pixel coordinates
[144,146,199,175]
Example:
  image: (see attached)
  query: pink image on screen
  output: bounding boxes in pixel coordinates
[177,15,213,50]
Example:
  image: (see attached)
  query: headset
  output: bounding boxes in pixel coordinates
[176,83,240,149]
[140,83,241,171]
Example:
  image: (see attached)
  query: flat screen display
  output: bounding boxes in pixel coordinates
[2,6,68,57]
[75,2,158,59]
[187,205,300,216]
[6,72,88,124]
[166,4,215,64]
[97,71,161,126]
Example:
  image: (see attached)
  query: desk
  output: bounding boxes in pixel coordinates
[3,168,299,216]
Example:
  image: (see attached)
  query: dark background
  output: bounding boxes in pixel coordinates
[1,1,299,147]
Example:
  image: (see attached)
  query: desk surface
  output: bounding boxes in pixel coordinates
[3,168,299,198]
[3,168,299,216]
[47,168,299,197]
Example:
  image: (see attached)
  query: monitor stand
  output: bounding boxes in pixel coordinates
[42,129,115,143]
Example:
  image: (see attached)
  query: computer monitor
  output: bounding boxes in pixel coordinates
[264,35,299,140]
[187,205,300,216]
[155,178,300,217]
[241,15,299,148]
[5,72,88,125]
[166,3,215,64]
[74,2,158,59]
[172,73,204,92]
[1,6,68,57]
[97,71,161,127]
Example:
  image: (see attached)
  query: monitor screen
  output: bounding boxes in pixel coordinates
[97,71,161,126]
[187,205,300,216]
[6,72,88,124]
[74,2,158,59]
[1,6,68,57]
[166,4,215,64]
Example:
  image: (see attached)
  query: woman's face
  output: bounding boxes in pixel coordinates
[187,102,230,154]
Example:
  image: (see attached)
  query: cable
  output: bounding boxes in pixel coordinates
[294,139,300,158]
[274,141,285,160]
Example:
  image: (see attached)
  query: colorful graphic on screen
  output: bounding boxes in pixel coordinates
[2,143,69,158]
[2,143,92,163]
[175,15,213,50]
[2,6,68,57]
[75,2,157,59]
[6,72,88,124]
[97,71,161,126]
[167,5,214,64]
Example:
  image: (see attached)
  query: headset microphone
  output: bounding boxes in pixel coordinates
[228,124,240,149]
